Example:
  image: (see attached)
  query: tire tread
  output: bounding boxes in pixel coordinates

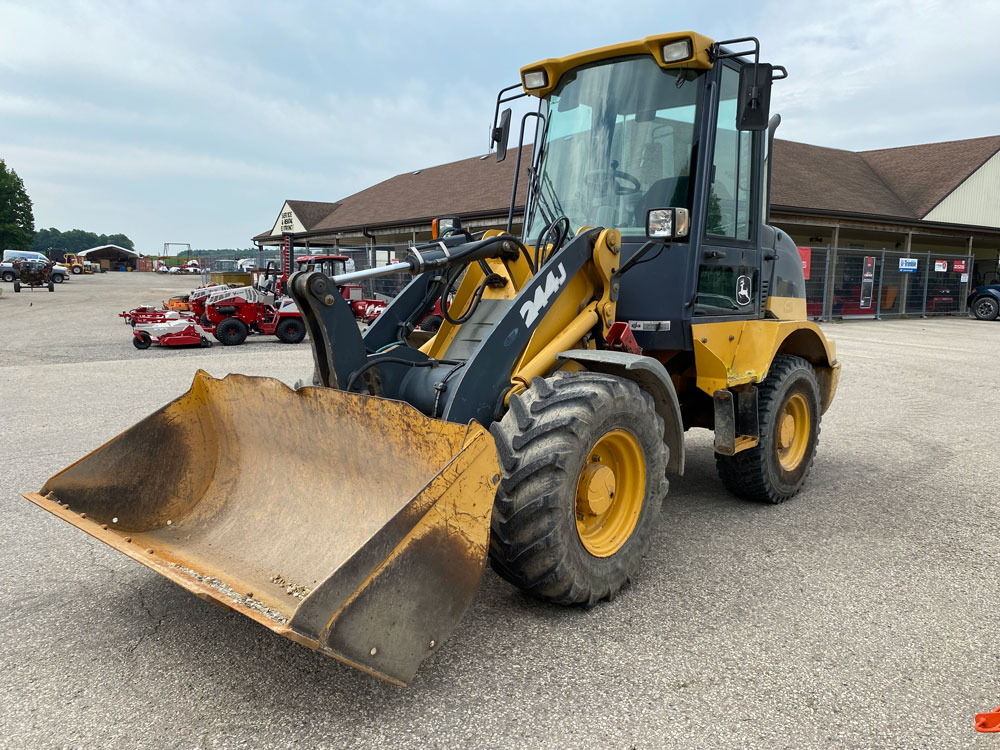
[715,354,821,504]
[489,372,668,605]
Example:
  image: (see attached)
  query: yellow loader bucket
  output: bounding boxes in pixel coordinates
[24,371,500,686]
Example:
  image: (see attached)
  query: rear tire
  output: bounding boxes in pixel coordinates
[715,354,821,504]
[489,372,668,606]
[1,271,14,283]
[275,317,306,344]
[133,332,152,350]
[973,296,999,321]
[52,274,63,284]
[72,266,82,274]
[214,317,248,346]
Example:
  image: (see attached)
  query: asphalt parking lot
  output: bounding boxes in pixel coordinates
[1,272,998,749]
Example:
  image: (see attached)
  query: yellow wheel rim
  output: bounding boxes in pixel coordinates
[776,392,810,471]
[575,429,646,557]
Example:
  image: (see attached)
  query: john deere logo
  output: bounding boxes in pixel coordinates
[736,275,752,306]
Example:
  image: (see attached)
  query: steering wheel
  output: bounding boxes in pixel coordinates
[584,166,641,196]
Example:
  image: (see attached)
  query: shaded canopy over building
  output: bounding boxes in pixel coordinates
[79,244,140,271]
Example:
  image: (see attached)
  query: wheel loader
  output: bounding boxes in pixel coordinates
[25,31,839,686]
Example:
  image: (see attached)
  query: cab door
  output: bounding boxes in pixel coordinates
[693,63,763,320]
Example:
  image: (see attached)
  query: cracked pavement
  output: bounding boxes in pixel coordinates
[1,273,999,749]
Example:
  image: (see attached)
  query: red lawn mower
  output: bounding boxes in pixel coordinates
[121,283,231,326]
[132,313,212,349]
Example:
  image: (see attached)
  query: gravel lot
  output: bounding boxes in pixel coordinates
[1,272,998,749]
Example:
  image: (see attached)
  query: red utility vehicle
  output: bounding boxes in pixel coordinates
[291,254,451,327]
[201,285,306,346]
[293,255,382,320]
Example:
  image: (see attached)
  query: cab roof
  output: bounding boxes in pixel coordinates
[519,31,715,97]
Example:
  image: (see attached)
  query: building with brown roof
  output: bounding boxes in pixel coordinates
[254,135,1000,287]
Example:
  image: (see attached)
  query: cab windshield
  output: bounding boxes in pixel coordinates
[525,56,702,241]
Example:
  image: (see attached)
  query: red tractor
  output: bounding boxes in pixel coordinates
[202,285,306,346]
[294,255,397,322]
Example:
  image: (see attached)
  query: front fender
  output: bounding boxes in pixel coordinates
[555,350,685,475]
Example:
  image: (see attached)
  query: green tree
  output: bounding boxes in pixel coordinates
[31,227,60,253]
[104,233,134,250]
[0,159,35,251]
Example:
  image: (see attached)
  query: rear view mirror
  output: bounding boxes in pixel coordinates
[493,108,511,162]
[432,216,462,239]
[736,63,773,131]
[646,208,690,239]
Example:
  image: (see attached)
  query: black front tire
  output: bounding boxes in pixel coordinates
[715,354,821,504]
[489,372,668,606]
[275,317,306,344]
[13,281,20,293]
[214,317,249,346]
[48,280,55,292]
[973,296,999,321]
[133,332,152,350]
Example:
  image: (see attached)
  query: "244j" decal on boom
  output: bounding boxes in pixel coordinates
[519,263,568,328]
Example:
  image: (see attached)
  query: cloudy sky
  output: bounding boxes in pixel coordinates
[2,0,998,252]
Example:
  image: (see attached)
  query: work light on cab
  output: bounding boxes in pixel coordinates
[522,70,547,89]
[661,39,692,62]
[646,208,690,239]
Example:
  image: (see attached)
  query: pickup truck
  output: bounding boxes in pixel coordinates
[968,283,1000,321]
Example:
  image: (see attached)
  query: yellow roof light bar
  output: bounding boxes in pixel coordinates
[520,31,716,97]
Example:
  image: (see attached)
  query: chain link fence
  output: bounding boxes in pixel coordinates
[285,242,976,320]
[799,246,974,320]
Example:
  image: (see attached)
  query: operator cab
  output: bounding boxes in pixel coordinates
[501,33,799,351]
[296,255,349,278]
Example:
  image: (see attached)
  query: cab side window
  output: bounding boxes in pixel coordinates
[707,66,753,241]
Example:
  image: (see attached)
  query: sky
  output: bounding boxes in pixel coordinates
[1,0,999,253]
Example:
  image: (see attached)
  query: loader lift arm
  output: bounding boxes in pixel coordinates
[290,226,626,426]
